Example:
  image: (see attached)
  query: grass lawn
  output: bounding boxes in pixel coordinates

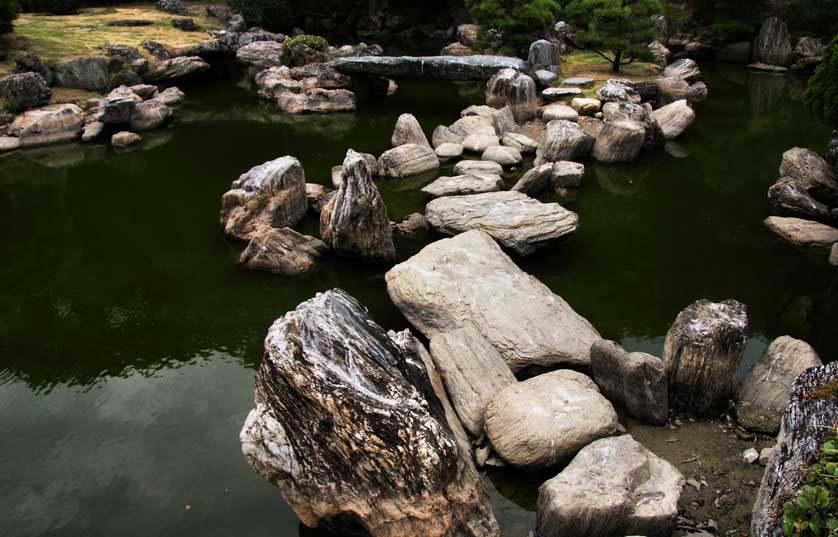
[560,50,661,97]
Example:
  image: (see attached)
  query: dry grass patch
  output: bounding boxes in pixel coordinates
[560,51,661,97]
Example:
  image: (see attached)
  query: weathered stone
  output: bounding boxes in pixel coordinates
[392,113,431,148]
[662,299,748,414]
[768,176,838,224]
[378,143,439,178]
[304,183,333,213]
[240,289,499,537]
[96,96,138,124]
[569,97,601,116]
[0,72,51,111]
[649,40,670,67]
[321,149,395,260]
[454,160,504,176]
[596,79,641,104]
[543,87,581,101]
[527,39,562,74]
[535,120,594,163]
[435,142,464,161]
[220,156,307,241]
[422,174,505,199]
[425,191,578,256]
[550,160,586,189]
[511,163,553,195]
[81,121,105,142]
[462,133,500,153]
[54,56,109,91]
[429,326,517,437]
[753,363,838,537]
[717,42,752,64]
[461,105,496,119]
[793,37,824,62]
[663,58,700,81]
[537,435,683,537]
[393,212,430,235]
[562,77,595,87]
[491,106,517,137]
[779,147,838,187]
[142,40,173,60]
[240,227,327,275]
[449,115,495,138]
[154,86,186,106]
[592,120,646,163]
[111,131,142,149]
[457,24,479,47]
[441,42,475,56]
[765,216,838,248]
[158,0,187,15]
[482,145,521,166]
[656,76,692,105]
[237,30,286,49]
[485,370,618,469]
[14,53,53,85]
[432,125,463,147]
[129,100,173,131]
[579,116,604,139]
[651,99,695,140]
[145,56,210,83]
[333,55,527,81]
[542,103,579,122]
[386,230,601,370]
[130,84,159,100]
[8,104,85,148]
[535,70,559,87]
[0,136,21,151]
[236,41,284,69]
[289,62,351,89]
[736,336,822,434]
[591,340,668,425]
[485,68,538,123]
[501,133,537,154]
[277,88,356,114]
[754,17,793,67]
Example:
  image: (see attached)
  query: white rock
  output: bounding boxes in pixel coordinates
[421,174,504,199]
[435,142,464,161]
[454,159,503,176]
[743,448,760,464]
[501,133,538,153]
[482,145,522,166]
[462,133,500,153]
[651,99,695,140]
[542,103,579,122]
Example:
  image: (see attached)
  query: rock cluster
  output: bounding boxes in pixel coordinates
[485,68,538,123]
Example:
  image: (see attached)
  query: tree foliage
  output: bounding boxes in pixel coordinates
[227,0,290,32]
[564,0,663,72]
[0,0,19,33]
[19,0,81,14]
[804,35,838,128]
[464,0,560,54]
[788,0,838,38]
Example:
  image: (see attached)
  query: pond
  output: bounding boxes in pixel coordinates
[1,63,835,537]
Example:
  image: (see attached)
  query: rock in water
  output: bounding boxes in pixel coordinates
[779,147,838,188]
[320,149,396,260]
[591,340,669,425]
[240,227,328,275]
[378,143,440,178]
[651,99,695,140]
[220,156,308,241]
[240,289,499,537]
[485,370,618,469]
[662,299,748,414]
[385,230,601,371]
[754,17,793,67]
[333,55,527,81]
[535,120,594,164]
[421,174,504,199]
[144,56,210,83]
[536,435,684,537]
[753,363,838,537]
[392,113,431,148]
[592,120,646,163]
[7,104,84,148]
[663,58,701,81]
[736,336,823,433]
[764,216,838,248]
[425,191,579,256]
[429,326,517,437]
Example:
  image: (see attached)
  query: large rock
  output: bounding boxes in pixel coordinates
[457,24,479,47]
[485,68,538,123]
[7,104,84,147]
[449,115,495,138]
[542,103,579,122]
[527,39,562,74]
[0,72,51,111]
[378,143,440,178]
[320,149,395,261]
[240,227,327,275]
[429,326,517,437]
[663,58,700,81]
[425,191,579,256]
[240,289,499,537]
[592,120,645,163]
[779,147,838,189]
[754,17,793,67]
[129,100,173,131]
[421,174,504,199]
[385,230,601,371]
[596,79,641,104]
[501,132,538,153]
[591,340,668,425]
[537,435,683,537]
[276,88,356,114]
[482,145,521,166]
[111,130,142,149]
[535,120,594,164]
[54,56,109,91]
[570,97,601,116]
[662,299,748,414]
[651,99,695,140]
[485,370,618,469]
[511,161,584,194]
[768,176,838,224]
[454,160,503,176]
[333,55,527,80]
[432,125,462,147]
[145,56,210,83]
[462,133,499,153]
[392,113,431,148]
[236,41,284,69]
[753,363,838,537]
[736,336,822,434]
[765,216,838,248]
[435,142,464,161]
[219,156,308,241]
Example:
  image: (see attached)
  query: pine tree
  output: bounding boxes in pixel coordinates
[804,35,838,127]
[465,0,561,54]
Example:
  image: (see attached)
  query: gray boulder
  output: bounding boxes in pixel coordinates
[111,131,142,149]
[779,147,838,187]
[378,143,440,178]
[432,125,463,147]
[570,97,601,116]
[543,87,581,101]
[754,17,793,67]
[392,113,431,148]
[435,142,464,161]
[596,79,641,104]
[454,159,503,176]
[421,174,504,199]
[462,133,500,153]
[482,145,522,166]
[333,55,527,80]
[0,72,51,111]
[542,103,579,122]
[501,132,538,153]
[54,56,109,91]
[663,58,700,81]
[592,120,645,163]
[527,39,562,74]
[449,115,496,138]
[535,120,594,164]
[240,227,327,275]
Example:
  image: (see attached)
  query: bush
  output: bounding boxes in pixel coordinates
[782,426,838,536]
[804,35,838,128]
[464,0,560,55]
[227,0,290,32]
[20,0,81,15]
[279,34,329,65]
[0,0,19,33]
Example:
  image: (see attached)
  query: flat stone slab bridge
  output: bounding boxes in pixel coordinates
[333,55,528,81]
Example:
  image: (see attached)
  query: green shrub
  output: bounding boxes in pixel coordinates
[20,0,81,15]
[464,0,560,55]
[782,427,838,536]
[0,0,19,33]
[279,34,329,65]
[804,35,838,128]
[227,0,290,32]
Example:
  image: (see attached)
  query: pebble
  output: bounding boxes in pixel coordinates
[743,447,759,464]
[759,446,775,466]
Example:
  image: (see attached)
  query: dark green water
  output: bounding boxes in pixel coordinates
[1,64,835,537]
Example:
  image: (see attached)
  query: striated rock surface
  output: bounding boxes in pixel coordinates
[502,132,538,153]
[421,174,504,199]
[765,216,838,248]
[736,336,822,434]
[535,120,594,164]
[537,435,684,537]
[129,99,173,131]
[651,99,695,140]
[462,133,500,153]
[321,150,395,260]
[485,370,618,469]
[425,191,579,256]
[392,113,431,148]
[482,145,521,166]
[8,104,84,148]
[662,299,748,414]
[663,58,700,81]
[378,143,440,178]
[145,56,210,82]
[240,289,500,537]
[334,55,526,80]
[542,103,579,122]
[454,160,503,176]
[592,120,645,163]
[754,17,793,67]
[485,68,538,123]
[236,41,284,69]
[240,227,327,275]
[220,156,308,241]
[527,39,562,74]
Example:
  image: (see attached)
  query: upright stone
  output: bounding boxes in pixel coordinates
[754,17,793,67]
[535,120,594,163]
[527,39,562,75]
[591,120,645,163]
[485,68,537,123]
[392,113,431,148]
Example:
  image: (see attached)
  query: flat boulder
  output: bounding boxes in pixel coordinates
[511,161,586,194]
[129,99,173,131]
[111,131,142,149]
[501,132,538,153]
[485,370,618,469]
[435,142,464,161]
[542,103,579,122]
[779,147,838,187]
[378,143,440,178]
[385,230,601,371]
[8,103,84,148]
[736,336,822,434]
[392,113,431,148]
[542,87,581,101]
[663,58,701,81]
[537,435,683,537]
[535,120,594,164]
[276,88,356,114]
[425,191,578,256]
[462,133,500,153]
[765,216,838,248]
[421,174,504,199]
[570,97,601,116]
[240,227,327,275]
[454,159,503,176]
[432,125,463,147]
[449,115,495,138]
[651,99,695,140]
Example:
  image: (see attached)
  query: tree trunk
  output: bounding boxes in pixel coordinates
[612,50,623,73]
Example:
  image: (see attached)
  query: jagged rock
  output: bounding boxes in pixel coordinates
[765,216,838,248]
[717,42,752,63]
[425,191,578,256]
[501,133,537,153]
[421,174,505,199]
[528,39,562,74]
[780,147,838,187]
[543,87,581,101]
[485,370,618,469]
[378,143,439,178]
[537,435,683,537]
[591,340,668,425]
[793,37,824,62]
[385,230,601,370]
[432,125,463,147]
[392,113,430,148]
[0,72,51,111]
[220,156,307,241]
[145,56,210,83]
[570,97,601,116]
[154,87,186,106]
[535,120,594,164]
[491,106,517,137]
[768,176,838,224]
[454,160,503,176]
[129,100,173,131]
[736,336,822,434]
[7,104,84,148]
[754,17,793,67]
[649,40,670,67]
[482,145,521,166]
[14,54,53,85]
[435,142,464,161]
[236,41,284,69]
[663,58,700,81]
[81,121,105,142]
[551,161,586,189]
[662,299,748,414]
[111,131,142,149]
[96,94,138,124]
[320,149,395,260]
[753,363,838,537]
[542,103,579,122]
[333,55,527,80]
[511,163,553,195]
[485,68,538,123]
[592,120,645,163]
[54,56,109,91]
[429,326,517,437]
[596,79,641,104]
[240,227,327,275]
[449,115,496,138]
[651,99,695,140]
[240,289,499,537]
